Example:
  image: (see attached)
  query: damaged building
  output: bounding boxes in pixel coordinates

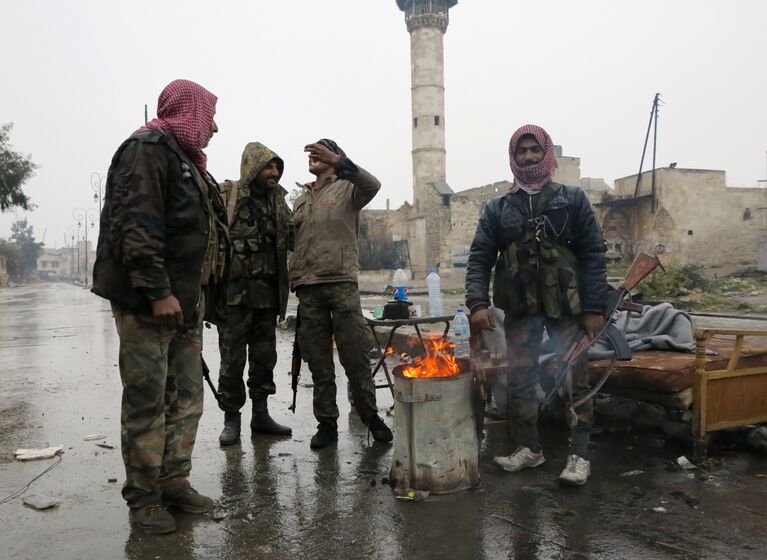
[368,0,767,276]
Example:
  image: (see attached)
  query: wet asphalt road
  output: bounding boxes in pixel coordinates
[1,283,766,560]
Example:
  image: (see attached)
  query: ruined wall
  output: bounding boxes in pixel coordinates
[613,169,767,268]
[360,206,412,270]
[441,181,512,271]
[553,155,581,186]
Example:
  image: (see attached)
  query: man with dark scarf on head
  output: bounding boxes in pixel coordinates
[92,79,228,533]
[465,124,608,486]
[289,139,393,449]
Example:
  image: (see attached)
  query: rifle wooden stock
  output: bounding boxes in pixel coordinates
[619,252,663,292]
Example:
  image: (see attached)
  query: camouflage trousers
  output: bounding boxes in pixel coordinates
[296,282,378,424]
[112,305,204,508]
[504,313,593,458]
[216,306,278,413]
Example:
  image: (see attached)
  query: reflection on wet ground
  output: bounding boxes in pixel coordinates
[1,284,766,560]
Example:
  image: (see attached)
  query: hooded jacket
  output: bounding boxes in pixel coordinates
[219,142,292,319]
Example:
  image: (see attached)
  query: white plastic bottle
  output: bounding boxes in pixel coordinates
[426,268,443,317]
[452,307,470,359]
[392,266,409,301]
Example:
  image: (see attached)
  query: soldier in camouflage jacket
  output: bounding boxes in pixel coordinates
[216,142,294,444]
[91,80,226,534]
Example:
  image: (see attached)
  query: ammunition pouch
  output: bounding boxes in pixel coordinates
[494,237,582,319]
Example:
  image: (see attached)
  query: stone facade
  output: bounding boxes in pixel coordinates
[364,149,610,275]
[597,168,767,269]
[365,149,766,274]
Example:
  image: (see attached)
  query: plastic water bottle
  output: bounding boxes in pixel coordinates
[452,307,470,359]
[426,268,443,317]
[392,266,409,301]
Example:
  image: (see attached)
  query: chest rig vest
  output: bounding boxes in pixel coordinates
[493,184,582,319]
[225,182,279,281]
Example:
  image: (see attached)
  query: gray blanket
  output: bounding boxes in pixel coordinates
[586,302,696,359]
[480,302,696,362]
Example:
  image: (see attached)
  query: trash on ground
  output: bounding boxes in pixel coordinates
[394,488,430,501]
[212,510,229,521]
[652,506,668,513]
[107,478,118,483]
[755,473,767,479]
[671,490,701,509]
[676,456,696,470]
[22,494,59,510]
[14,446,64,461]
[95,443,115,450]
[618,470,645,478]
[82,434,107,441]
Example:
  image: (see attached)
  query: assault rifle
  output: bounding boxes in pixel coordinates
[542,252,663,419]
[201,354,221,403]
[288,309,301,413]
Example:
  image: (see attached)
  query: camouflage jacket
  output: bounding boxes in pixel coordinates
[219,143,292,319]
[289,159,380,290]
[92,128,228,324]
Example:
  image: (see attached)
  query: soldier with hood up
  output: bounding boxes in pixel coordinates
[216,142,293,445]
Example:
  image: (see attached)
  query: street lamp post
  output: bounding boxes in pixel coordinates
[66,225,79,282]
[72,208,99,286]
[91,172,106,215]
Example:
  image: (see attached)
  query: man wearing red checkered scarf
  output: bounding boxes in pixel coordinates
[92,79,227,534]
[141,79,218,172]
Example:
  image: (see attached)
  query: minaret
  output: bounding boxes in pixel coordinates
[397,0,457,272]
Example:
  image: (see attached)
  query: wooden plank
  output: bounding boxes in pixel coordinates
[697,328,767,337]
[693,337,709,441]
[704,375,767,430]
[708,415,767,431]
[726,335,744,371]
[707,367,767,380]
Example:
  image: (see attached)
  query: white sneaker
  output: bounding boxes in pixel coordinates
[493,447,545,472]
[558,454,591,486]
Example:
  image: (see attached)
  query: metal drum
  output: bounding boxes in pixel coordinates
[390,363,480,494]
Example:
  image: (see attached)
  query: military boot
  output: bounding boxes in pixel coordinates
[161,479,215,514]
[219,412,241,446]
[251,400,292,436]
[365,414,393,443]
[310,421,338,449]
[129,503,176,534]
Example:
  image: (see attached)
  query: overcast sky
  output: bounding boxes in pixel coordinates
[2,0,766,247]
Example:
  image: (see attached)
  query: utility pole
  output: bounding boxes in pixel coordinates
[634,92,662,213]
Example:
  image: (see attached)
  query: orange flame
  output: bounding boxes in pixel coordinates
[401,335,461,379]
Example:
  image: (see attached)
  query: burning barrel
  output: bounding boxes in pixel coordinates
[390,337,480,494]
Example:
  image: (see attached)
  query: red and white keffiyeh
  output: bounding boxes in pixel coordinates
[139,79,217,172]
[508,124,558,194]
